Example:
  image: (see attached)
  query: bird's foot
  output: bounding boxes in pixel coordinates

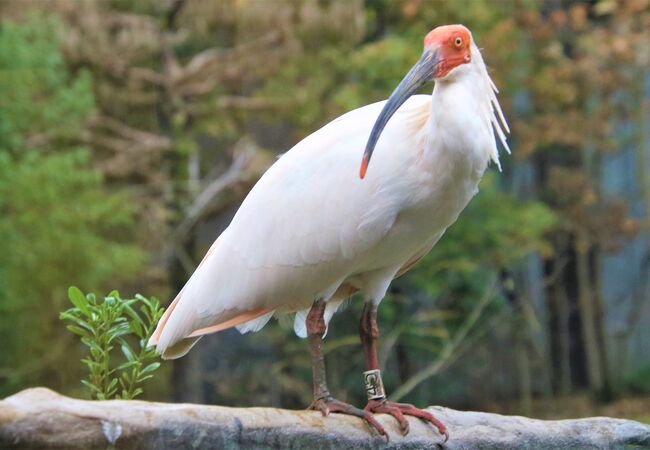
[309,396,388,440]
[364,399,449,441]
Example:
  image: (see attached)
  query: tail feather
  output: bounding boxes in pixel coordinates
[148,292,182,346]
[161,336,202,359]
[236,310,275,334]
[152,297,273,356]
[148,236,219,348]
[187,307,273,337]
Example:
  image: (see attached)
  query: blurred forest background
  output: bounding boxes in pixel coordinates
[0,0,649,423]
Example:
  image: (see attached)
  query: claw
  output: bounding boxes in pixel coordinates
[309,397,388,439]
[365,400,410,435]
[361,410,388,441]
[309,397,447,441]
[365,399,448,440]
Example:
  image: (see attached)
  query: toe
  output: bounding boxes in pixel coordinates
[308,399,330,417]
[386,403,448,439]
[362,411,388,440]
[315,398,389,440]
[382,406,410,435]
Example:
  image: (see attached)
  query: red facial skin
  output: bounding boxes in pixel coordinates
[424,24,472,78]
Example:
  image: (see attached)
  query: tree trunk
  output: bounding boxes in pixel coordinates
[592,250,613,400]
[556,283,573,395]
[545,255,572,395]
[504,270,533,415]
[514,335,532,416]
[575,234,603,393]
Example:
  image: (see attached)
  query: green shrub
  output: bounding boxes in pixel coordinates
[60,287,164,400]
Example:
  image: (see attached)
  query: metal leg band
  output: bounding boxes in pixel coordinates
[363,369,386,400]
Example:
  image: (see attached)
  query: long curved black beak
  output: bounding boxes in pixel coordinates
[359,48,440,179]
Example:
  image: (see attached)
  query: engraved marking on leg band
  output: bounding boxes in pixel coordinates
[363,369,386,400]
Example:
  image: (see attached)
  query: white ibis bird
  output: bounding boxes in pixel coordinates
[150,24,509,440]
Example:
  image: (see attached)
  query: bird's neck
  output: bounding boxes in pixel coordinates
[426,62,507,175]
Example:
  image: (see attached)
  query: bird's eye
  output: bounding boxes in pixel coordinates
[454,37,463,47]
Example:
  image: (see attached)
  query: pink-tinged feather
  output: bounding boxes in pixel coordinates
[187,307,274,337]
[149,292,181,346]
[149,237,221,347]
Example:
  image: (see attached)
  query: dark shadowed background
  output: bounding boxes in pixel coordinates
[0,0,648,424]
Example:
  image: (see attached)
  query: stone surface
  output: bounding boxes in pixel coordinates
[1,388,649,449]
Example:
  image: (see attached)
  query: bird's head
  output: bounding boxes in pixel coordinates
[360,25,475,179]
[423,24,473,79]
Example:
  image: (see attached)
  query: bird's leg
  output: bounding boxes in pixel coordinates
[307,300,331,402]
[360,301,448,440]
[306,299,387,438]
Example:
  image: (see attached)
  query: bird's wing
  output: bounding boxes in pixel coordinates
[152,95,432,354]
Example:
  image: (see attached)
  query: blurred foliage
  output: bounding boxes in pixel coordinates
[623,364,650,395]
[0,16,94,151]
[60,287,163,400]
[0,14,143,396]
[413,174,556,284]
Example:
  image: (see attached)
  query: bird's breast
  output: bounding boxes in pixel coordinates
[354,141,483,274]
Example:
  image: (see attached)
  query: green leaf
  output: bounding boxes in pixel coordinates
[107,323,130,341]
[80,358,101,369]
[123,303,140,321]
[59,310,76,321]
[129,318,143,337]
[107,378,118,391]
[140,362,160,375]
[121,343,136,362]
[136,374,154,383]
[121,299,137,310]
[66,325,91,338]
[81,337,102,353]
[81,379,101,393]
[139,304,152,322]
[68,286,90,315]
[114,360,137,372]
[60,312,86,327]
[73,317,95,332]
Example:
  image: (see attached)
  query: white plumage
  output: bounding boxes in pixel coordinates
[150,36,509,360]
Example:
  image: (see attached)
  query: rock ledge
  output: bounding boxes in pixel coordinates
[1,388,649,449]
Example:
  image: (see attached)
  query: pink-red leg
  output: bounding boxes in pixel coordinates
[306,300,387,439]
[360,301,448,440]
